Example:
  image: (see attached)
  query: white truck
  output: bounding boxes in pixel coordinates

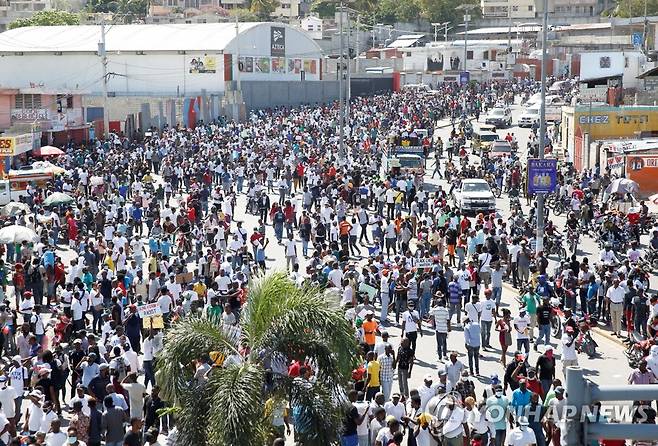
[518,95,566,127]
[453,179,497,215]
[0,167,54,205]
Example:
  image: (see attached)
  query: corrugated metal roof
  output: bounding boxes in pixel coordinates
[0,22,263,53]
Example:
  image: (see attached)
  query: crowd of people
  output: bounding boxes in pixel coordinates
[0,77,651,446]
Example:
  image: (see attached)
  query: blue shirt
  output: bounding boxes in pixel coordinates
[160,240,172,257]
[511,388,532,416]
[464,322,481,347]
[41,250,55,268]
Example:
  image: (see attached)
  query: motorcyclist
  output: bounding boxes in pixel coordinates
[565,212,578,232]
[599,244,619,265]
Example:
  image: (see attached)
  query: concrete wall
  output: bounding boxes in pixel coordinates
[240,80,339,110]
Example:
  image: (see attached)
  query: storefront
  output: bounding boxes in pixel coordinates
[599,139,658,195]
[0,132,41,172]
[561,105,658,171]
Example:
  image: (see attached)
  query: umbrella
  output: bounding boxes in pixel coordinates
[43,192,74,207]
[604,178,639,196]
[31,161,66,175]
[0,225,38,244]
[0,202,30,217]
[90,176,104,186]
[647,193,658,214]
[33,146,64,157]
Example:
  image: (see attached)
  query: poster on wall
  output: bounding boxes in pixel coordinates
[238,56,254,72]
[303,59,317,74]
[255,58,271,73]
[188,56,217,74]
[271,26,286,57]
[288,58,302,74]
[427,54,444,71]
[271,57,286,73]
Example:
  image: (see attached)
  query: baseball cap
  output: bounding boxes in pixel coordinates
[555,386,565,394]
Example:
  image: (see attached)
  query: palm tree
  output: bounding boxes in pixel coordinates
[156,272,359,446]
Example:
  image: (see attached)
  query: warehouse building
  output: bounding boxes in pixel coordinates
[0,22,328,140]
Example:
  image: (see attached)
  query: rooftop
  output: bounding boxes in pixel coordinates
[0,22,265,53]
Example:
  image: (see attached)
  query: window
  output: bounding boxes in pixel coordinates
[528,5,533,10]
[14,94,41,109]
[625,57,629,68]
[467,50,473,60]
[483,51,489,60]
[512,5,518,10]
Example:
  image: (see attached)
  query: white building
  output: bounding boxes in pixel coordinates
[300,15,322,39]
[0,22,323,97]
[402,40,522,73]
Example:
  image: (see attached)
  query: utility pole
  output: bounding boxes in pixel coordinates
[338,1,345,159]
[235,14,241,92]
[355,14,360,72]
[346,8,351,116]
[457,4,476,111]
[432,22,440,42]
[536,0,549,254]
[444,22,449,42]
[99,20,109,139]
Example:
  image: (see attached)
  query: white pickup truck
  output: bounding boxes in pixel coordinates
[518,96,565,127]
[453,179,496,215]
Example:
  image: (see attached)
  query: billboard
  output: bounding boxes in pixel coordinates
[188,56,217,74]
[527,158,558,194]
[271,26,286,57]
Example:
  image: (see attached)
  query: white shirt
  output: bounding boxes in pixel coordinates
[417,384,436,412]
[39,409,58,434]
[353,401,370,437]
[285,239,297,257]
[158,294,173,314]
[8,366,28,396]
[465,301,482,322]
[45,431,67,446]
[513,315,531,340]
[561,333,578,361]
[506,426,537,445]
[0,385,17,418]
[606,285,625,304]
[123,382,146,418]
[328,269,343,288]
[402,310,420,333]
[480,299,495,322]
[215,275,232,291]
[384,401,406,421]
[70,394,91,416]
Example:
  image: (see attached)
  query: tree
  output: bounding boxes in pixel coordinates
[85,0,146,16]
[607,0,658,16]
[310,0,336,18]
[8,10,80,29]
[229,7,260,21]
[156,273,359,446]
[420,0,480,27]
[250,0,278,19]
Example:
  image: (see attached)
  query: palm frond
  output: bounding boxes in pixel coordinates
[283,375,345,445]
[241,271,300,342]
[169,386,212,446]
[250,284,359,378]
[157,317,241,403]
[205,362,269,446]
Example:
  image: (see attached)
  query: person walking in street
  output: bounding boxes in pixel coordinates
[464,318,481,376]
[394,338,414,398]
[430,298,450,361]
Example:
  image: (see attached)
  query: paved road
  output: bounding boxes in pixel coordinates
[14,104,650,444]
